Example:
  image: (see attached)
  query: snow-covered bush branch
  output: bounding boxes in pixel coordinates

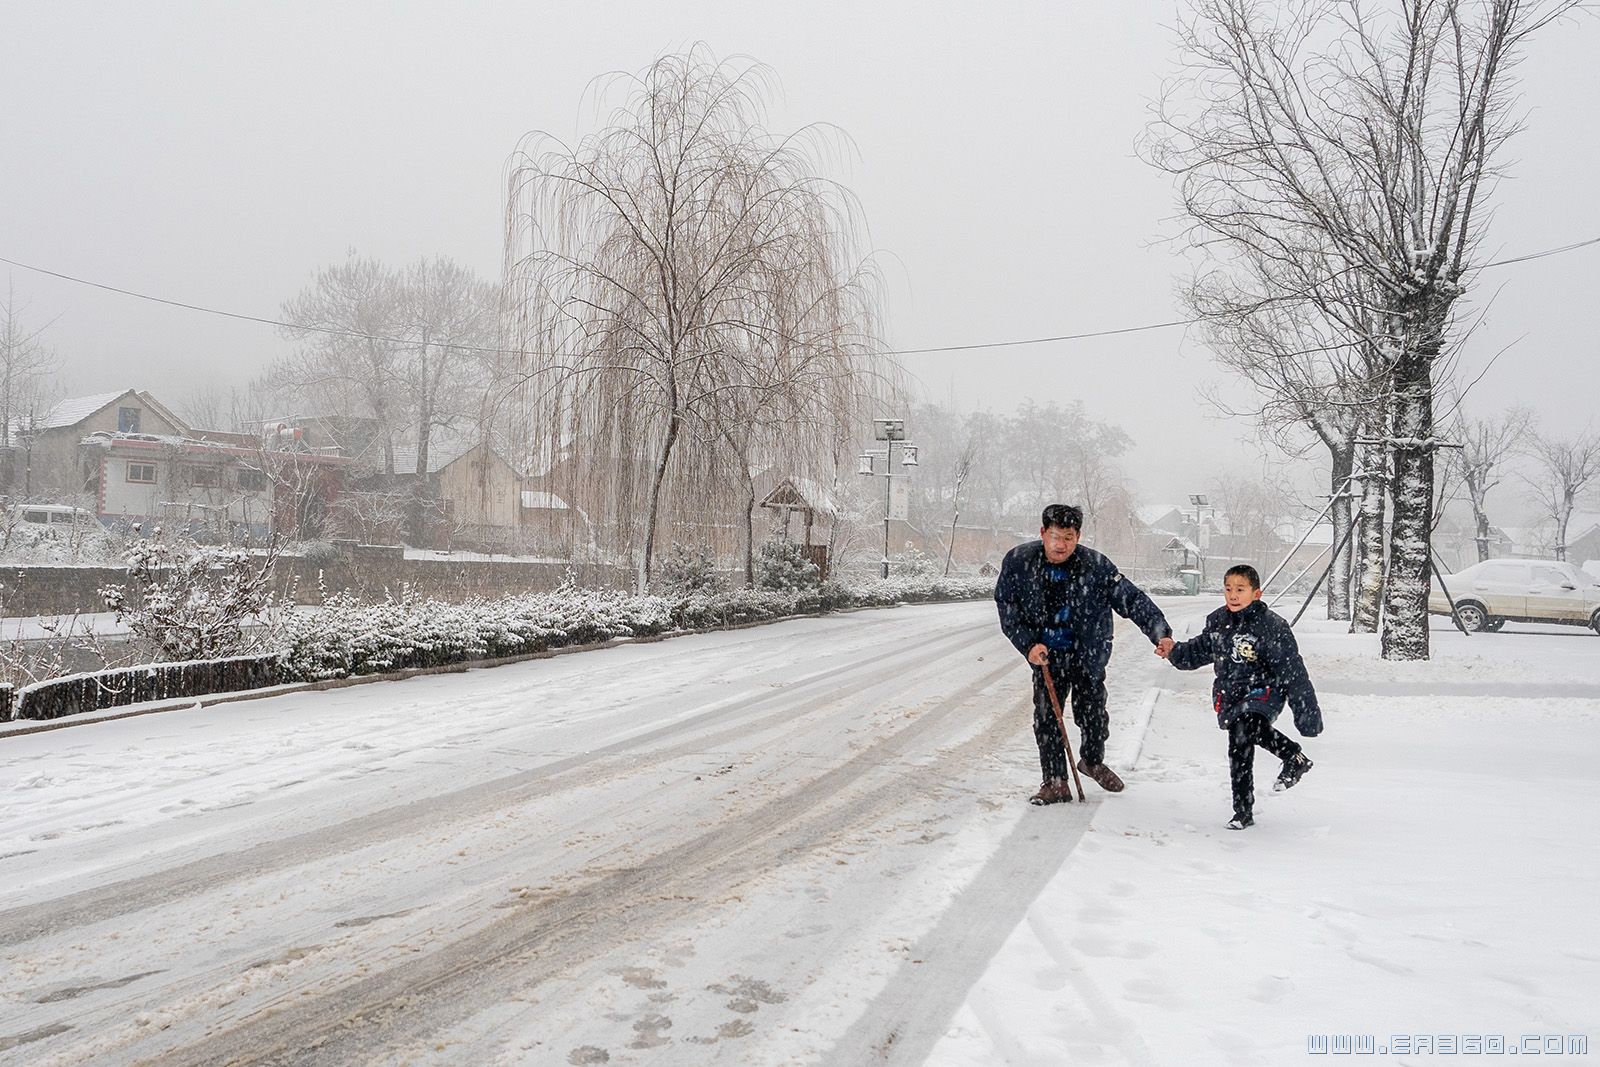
[99,532,283,662]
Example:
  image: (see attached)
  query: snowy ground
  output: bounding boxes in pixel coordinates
[930,612,1600,1065]
[2,600,1596,1065]
[0,611,127,643]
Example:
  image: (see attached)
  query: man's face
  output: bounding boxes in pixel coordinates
[1224,574,1261,612]
[1041,525,1079,563]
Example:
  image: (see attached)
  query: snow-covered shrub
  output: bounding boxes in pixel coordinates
[1147,576,1189,596]
[297,540,342,567]
[845,572,996,606]
[755,538,821,592]
[654,543,727,595]
[670,587,818,630]
[99,533,282,662]
[273,587,681,682]
[889,544,940,579]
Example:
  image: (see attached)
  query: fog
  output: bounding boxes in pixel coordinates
[2,1,1595,506]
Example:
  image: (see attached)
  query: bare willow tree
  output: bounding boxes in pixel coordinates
[1447,404,1532,561]
[1150,0,1578,660]
[1522,427,1600,560]
[505,48,889,590]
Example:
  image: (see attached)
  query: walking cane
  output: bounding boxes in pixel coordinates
[1040,665,1087,803]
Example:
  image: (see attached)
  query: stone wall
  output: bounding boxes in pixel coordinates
[2,541,635,618]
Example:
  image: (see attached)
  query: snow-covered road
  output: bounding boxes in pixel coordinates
[0,601,1173,1066]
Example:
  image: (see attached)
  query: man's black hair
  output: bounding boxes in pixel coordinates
[1041,503,1083,531]
[1224,563,1261,590]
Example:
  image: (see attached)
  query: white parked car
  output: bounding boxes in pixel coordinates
[1429,558,1600,635]
[11,504,99,529]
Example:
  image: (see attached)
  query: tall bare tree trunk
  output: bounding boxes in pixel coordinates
[410,389,434,547]
[1381,334,1439,661]
[1326,440,1354,622]
[639,415,681,592]
[1470,494,1494,562]
[1351,431,1388,634]
[742,476,758,589]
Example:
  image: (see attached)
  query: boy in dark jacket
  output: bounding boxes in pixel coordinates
[995,503,1174,805]
[1165,564,1323,829]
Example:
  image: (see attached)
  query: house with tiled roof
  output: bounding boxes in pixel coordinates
[5,389,188,498]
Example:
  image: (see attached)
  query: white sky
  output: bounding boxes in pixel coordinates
[2,1,1596,503]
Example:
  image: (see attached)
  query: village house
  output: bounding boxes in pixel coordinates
[6,389,188,499]
[82,429,349,540]
[374,440,581,552]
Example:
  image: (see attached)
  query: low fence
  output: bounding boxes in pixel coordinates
[12,652,284,722]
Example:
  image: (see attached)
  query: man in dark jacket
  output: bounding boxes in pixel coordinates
[1166,563,1323,829]
[995,503,1174,805]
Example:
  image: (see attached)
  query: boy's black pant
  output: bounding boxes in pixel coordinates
[1227,712,1302,816]
[1031,659,1108,779]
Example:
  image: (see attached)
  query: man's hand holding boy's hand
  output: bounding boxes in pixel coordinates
[1027,644,1050,666]
[1154,636,1175,659]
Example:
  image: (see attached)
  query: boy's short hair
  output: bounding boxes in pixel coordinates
[1041,503,1083,531]
[1224,563,1262,590]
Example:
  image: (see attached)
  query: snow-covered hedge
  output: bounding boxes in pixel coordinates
[7,573,994,719]
[275,573,994,683]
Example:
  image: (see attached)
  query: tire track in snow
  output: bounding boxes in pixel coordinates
[0,620,987,952]
[100,655,1024,1066]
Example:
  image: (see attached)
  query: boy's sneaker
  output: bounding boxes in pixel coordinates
[1227,812,1255,830]
[1029,778,1074,805]
[1273,753,1314,792]
[1076,759,1125,793]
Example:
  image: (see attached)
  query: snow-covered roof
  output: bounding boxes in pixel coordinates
[761,476,838,517]
[1135,503,1185,527]
[1498,526,1548,551]
[35,391,134,430]
[1564,513,1600,539]
[390,442,473,476]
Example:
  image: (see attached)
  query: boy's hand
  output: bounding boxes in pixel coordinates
[1027,644,1050,666]
[1154,637,1175,659]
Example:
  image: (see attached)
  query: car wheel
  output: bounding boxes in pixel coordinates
[1454,602,1489,632]
[1592,610,1600,637]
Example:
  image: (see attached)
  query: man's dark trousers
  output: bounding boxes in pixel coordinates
[1227,711,1302,816]
[1031,658,1108,779]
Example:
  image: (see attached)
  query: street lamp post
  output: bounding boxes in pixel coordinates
[858,418,919,579]
[1188,493,1215,586]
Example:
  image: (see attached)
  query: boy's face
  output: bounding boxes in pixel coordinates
[1041,525,1079,563]
[1224,574,1262,612]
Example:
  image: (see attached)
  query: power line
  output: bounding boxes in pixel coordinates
[1480,233,1600,267]
[3,232,1597,359]
[886,317,1197,354]
[0,254,503,357]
